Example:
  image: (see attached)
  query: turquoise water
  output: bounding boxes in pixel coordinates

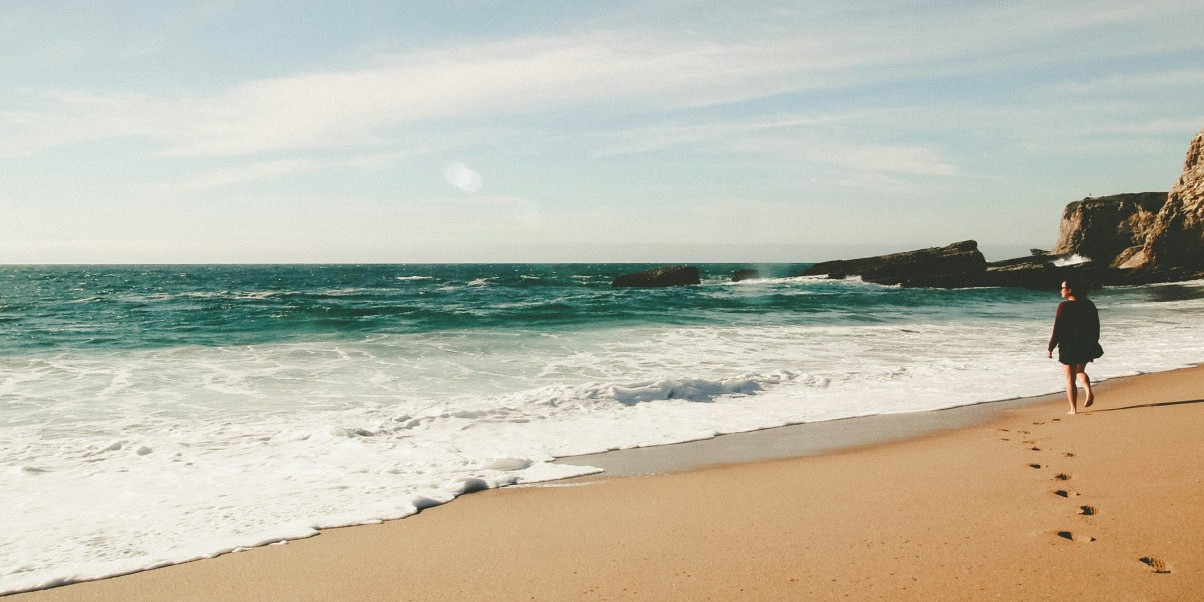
[2,264,1203,594]
[0,264,1048,352]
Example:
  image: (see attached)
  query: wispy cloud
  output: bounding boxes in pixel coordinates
[3,31,862,158]
[803,143,956,177]
[592,113,877,157]
[134,150,427,194]
[589,110,957,181]
[1036,68,1204,97]
[5,0,1201,161]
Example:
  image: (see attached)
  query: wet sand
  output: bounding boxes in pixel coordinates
[13,365,1204,600]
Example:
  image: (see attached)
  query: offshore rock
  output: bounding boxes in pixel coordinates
[801,241,987,288]
[1128,128,1204,271]
[1050,192,1167,265]
[612,265,701,288]
[731,269,760,282]
[980,256,1120,290]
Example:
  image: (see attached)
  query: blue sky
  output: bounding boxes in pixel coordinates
[2,1,1202,263]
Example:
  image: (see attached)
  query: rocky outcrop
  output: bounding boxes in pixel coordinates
[731,269,760,282]
[800,241,1130,290]
[612,265,701,288]
[1050,192,1166,266]
[801,241,987,287]
[980,256,1122,290]
[1125,128,1204,271]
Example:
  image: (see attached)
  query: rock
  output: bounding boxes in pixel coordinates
[1111,245,1145,269]
[980,257,1118,290]
[802,241,987,287]
[731,269,760,282]
[1049,192,1167,265]
[612,265,701,288]
[1130,128,1204,271]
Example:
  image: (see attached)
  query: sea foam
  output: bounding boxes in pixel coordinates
[3,269,1204,594]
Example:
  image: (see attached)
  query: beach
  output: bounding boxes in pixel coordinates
[13,364,1202,601]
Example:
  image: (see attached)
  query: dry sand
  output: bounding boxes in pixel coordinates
[13,365,1204,600]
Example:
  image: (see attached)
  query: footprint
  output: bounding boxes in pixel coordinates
[1033,421,1045,426]
[1063,452,1075,457]
[1030,446,1041,451]
[1139,557,1171,574]
[1053,490,1079,498]
[1000,438,1011,442]
[1053,473,1071,481]
[1029,463,1042,469]
[1078,505,1097,516]
[1052,418,1062,422]
[1057,531,1096,542]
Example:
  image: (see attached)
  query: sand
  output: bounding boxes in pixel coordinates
[12,365,1204,600]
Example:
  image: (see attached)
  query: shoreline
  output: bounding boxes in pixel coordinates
[552,389,1060,478]
[12,364,1204,600]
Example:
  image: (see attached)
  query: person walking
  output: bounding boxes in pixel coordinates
[1047,278,1103,414]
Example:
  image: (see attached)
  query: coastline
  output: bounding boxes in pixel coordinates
[11,365,1204,600]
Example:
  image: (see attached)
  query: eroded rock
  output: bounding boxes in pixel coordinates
[612,265,701,288]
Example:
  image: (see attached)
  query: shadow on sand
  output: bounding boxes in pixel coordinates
[1095,398,1204,413]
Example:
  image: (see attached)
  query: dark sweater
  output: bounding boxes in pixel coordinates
[1048,299,1101,363]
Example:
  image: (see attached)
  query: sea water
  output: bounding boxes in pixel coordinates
[2,264,1203,593]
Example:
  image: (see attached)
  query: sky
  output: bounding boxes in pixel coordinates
[2,1,1202,263]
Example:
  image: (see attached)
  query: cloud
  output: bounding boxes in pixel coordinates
[134,151,427,194]
[589,111,956,179]
[592,113,874,157]
[443,162,483,193]
[1035,68,1204,97]
[0,27,954,158]
[803,144,956,177]
[3,2,1200,161]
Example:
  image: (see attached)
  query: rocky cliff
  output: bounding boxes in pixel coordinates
[1123,128,1204,270]
[1050,192,1166,266]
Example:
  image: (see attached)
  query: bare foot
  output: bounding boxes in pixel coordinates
[1066,410,1077,415]
[1084,392,1094,408]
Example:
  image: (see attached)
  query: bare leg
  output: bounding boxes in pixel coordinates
[1078,365,1094,408]
[1063,363,1079,414]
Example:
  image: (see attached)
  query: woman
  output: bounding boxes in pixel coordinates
[1047,278,1103,414]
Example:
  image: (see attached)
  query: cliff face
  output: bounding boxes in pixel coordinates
[1126,128,1204,270]
[1050,192,1166,265]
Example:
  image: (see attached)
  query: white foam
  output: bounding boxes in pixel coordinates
[1052,254,1091,266]
[4,286,1204,594]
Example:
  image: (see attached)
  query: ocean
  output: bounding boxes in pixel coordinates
[2,264,1203,594]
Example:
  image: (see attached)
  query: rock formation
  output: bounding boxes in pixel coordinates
[612,265,701,288]
[801,241,988,287]
[1050,192,1166,266]
[731,269,760,282]
[980,256,1116,290]
[1123,128,1204,271]
[801,240,1130,290]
